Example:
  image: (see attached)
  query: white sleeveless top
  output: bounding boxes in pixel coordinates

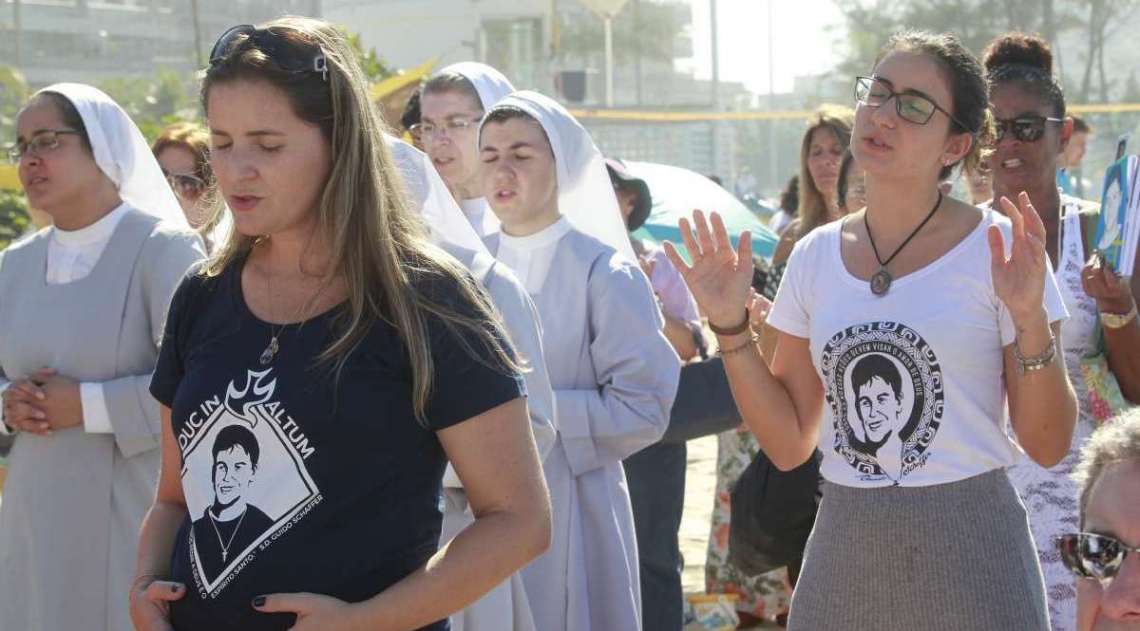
[1054,199,1100,368]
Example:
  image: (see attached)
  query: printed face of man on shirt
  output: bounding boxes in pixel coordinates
[210,425,260,516]
[851,354,905,450]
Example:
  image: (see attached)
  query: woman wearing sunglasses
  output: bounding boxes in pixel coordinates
[153,122,224,252]
[130,17,551,631]
[1063,406,1140,629]
[668,30,1077,630]
[0,84,204,631]
[982,33,1140,631]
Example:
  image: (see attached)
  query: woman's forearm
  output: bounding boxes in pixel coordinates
[135,501,187,581]
[662,314,699,361]
[1009,316,1078,467]
[348,508,549,631]
[718,330,820,471]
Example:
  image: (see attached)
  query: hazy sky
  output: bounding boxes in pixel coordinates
[679,0,847,95]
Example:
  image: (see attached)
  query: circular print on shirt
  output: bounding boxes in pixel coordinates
[820,321,944,482]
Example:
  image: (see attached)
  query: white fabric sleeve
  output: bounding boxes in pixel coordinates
[765,236,813,338]
[80,382,114,434]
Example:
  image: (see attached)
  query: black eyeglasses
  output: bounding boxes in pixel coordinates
[993,115,1064,143]
[1056,532,1140,582]
[7,129,81,164]
[854,76,965,128]
[209,24,328,81]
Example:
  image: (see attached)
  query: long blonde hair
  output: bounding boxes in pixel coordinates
[796,104,854,239]
[202,16,517,421]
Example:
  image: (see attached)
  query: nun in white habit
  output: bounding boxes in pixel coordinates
[478,91,681,631]
[387,133,555,631]
[420,61,515,241]
[0,84,204,630]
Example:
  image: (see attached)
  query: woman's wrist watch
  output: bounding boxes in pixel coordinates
[1100,303,1139,329]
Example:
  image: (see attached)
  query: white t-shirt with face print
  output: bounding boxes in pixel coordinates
[766,209,1067,488]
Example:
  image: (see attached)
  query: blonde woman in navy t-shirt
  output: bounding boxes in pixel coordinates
[130,17,550,631]
[667,31,1077,631]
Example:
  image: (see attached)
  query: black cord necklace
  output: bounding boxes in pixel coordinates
[864,190,942,296]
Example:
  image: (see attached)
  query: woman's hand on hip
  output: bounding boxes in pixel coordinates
[253,592,367,631]
[129,577,185,631]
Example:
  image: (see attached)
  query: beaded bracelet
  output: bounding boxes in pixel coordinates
[1013,333,1057,376]
[717,333,760,357]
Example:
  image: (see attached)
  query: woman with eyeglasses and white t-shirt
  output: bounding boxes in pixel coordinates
[669,31,1077,630]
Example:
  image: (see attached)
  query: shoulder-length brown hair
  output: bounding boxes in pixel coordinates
[796,105,854,239]
[202,16,517,421]
[152,121,221,234]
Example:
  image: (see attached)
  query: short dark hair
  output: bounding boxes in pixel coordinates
[482,105,535,128]
[30,91,92,154]
[779,175,799,215]
[983,33,1065,118]
[213,424,260,469]
[851,354,902,403]
[421,72,482,109]
[1072,116,1091,135]
[400,88,421,132]
[878,31,996,181]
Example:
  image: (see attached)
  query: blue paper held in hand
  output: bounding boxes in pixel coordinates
[1095,156,1129,271]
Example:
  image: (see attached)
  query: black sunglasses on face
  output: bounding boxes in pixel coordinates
[1056,532,1140,582]
[993,115,1065,143]
[209,24,328,81]
[854,76,965,128]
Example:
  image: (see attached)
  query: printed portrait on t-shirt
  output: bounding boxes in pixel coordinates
[821,321,945,482]
[175,368,322,598]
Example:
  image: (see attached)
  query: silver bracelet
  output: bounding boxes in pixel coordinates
[1013,333,1057,375]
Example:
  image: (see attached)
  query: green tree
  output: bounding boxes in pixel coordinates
[0,66,30,146]
[98,69,198,141]
[343,30,395,84]
[0,190,30,250]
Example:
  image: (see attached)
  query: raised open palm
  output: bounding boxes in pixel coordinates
[663,210,755,329]
[988,192,1048,323]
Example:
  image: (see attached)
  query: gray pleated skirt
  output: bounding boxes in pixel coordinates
[788,469,1050,631]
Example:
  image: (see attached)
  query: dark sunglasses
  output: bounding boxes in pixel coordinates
[993,115,1064,143]
[162,170,208,200]
[1056,532,1140,582]
[209,24,328,81]
[854,76,965,128]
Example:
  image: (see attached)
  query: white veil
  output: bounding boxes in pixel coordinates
[437,62,515,111]
[385,134,494,272]
[483,90,635,262]
[39,83,189,229]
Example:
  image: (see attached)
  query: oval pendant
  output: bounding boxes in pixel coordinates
[870,268,892,296]
[259,337,279,366]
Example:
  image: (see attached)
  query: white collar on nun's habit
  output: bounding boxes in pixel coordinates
[498,216,572,253]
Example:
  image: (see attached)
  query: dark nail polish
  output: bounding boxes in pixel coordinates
[252,596,266,607]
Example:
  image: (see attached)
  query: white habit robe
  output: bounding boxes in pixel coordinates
[492,218,681,631]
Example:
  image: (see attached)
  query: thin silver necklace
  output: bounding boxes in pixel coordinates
[258,255,330,366]
[208,505,248,563]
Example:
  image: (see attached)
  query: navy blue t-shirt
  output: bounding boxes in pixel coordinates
[150,259,525,631]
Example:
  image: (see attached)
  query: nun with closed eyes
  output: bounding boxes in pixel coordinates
[478,91,681,631]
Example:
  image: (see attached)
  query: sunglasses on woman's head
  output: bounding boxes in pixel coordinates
[1056,532,1140,582]
[209,24,328,81]
[162,170,207,200]
[993,115,1064,143]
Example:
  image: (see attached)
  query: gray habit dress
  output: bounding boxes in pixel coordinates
[0,207,204,631]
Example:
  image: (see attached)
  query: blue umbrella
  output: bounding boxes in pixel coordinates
[625,161,778,262]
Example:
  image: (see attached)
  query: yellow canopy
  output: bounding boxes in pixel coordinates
[370,57,439,102]
[0,165,19,191]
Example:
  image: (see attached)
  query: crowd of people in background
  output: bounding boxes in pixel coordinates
[0,14,1137,631]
